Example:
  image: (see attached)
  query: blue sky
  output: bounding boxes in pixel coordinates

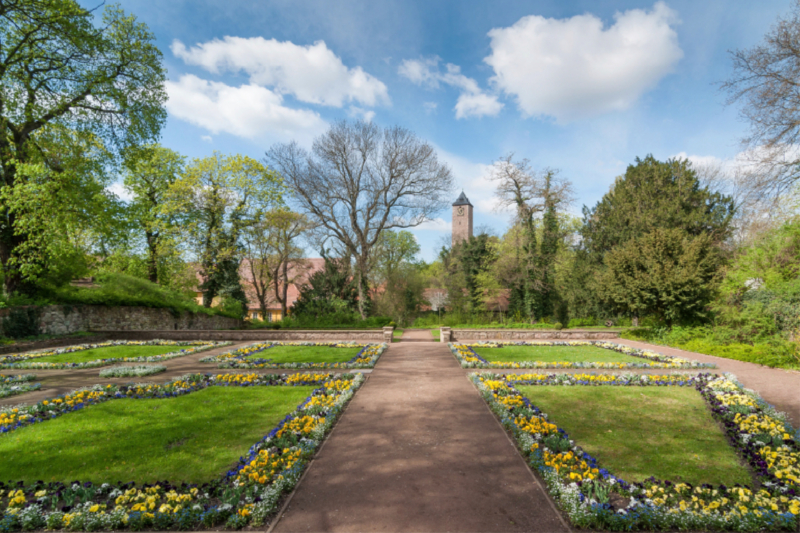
[101,0,791,261]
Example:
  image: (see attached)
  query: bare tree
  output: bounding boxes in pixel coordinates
[488,154,573,319]
[723,1,800,202]
[489,154,573,229]
[241,218,276,320]
[241,208,312,320]
[267,121,454,318]
[267,209,312,319]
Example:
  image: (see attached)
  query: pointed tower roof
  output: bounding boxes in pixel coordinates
[452,191,473,207]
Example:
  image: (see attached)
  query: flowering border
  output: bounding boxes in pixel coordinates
[0,374,39,399]
[450,341,716,369]
[472,371,800,530]
[200,341,388,369]
[0,341,231,370]
[98,365,167,378]
[0,371,364,531]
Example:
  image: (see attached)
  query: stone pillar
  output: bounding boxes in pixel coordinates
[383,326,394,344]
[440,327,451,343]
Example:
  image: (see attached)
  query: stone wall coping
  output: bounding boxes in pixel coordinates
[94,329,385,334]
[449,328,622,332]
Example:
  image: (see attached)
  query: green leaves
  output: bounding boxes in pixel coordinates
[581,155,734,261]
[0,0,167,293]
[598,228,720,325]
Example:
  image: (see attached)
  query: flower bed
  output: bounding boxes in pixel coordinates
[0,341,230,370]
[98,365,167,378]
[0,374,39,399]
[0,371,363,531]
[472,371,800,530]
[451,341,715,369]
[201,342,387,369]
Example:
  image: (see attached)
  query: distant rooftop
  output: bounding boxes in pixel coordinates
[452,191,472,206]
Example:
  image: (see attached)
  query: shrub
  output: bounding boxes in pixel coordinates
[567,317,597,328]
[1,307,41,338]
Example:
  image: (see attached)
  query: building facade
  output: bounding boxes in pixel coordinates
[452,191,473,246]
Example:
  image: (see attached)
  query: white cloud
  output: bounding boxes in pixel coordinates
[171,37,389,108]
[165,75,327,143]
[485,2,682,121]
[201,135,213,143]
[433,147,502,215]
[423,102,438,114]
[455,92,503,120]
[347,105,376,122]
[399,57,503,119]
[672,151,723,169]
[415,217,452,232]
[107,182,132,202]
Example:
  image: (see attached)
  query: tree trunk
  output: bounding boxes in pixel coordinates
[355,256,368,320]
[280,260,289,318]
[145,230,158,284]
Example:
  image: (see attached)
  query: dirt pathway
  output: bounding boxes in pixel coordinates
[271,341,568,533]
[0,342,255,407]
[396,328,435,342]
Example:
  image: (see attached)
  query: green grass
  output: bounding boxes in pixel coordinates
[50,273,238,318]
[31,345,187,364]
[0,386,314,484]
[431,329,440,341]
[393,329,404,338]
[474,345,645,363]
[621,328,799,370]
[517,386,752,486]
[244,345,363,363]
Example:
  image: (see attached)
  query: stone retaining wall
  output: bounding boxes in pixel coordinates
[440,327,620,342]
[97,328,393,343]
[0,305,242,336]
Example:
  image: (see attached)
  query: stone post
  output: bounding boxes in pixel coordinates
[440,327,451,343]
[382,326,394,344]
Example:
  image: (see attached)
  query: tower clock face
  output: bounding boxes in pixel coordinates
[457,207,464,215]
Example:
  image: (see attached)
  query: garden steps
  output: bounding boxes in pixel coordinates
[270,342,569,533]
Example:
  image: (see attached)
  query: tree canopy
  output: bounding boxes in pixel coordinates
[0,0,167,294]
[581,156,734,262]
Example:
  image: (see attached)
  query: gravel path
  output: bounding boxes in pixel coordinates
[271,341,569,533]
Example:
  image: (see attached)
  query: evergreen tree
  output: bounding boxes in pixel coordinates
[581,155,734,263]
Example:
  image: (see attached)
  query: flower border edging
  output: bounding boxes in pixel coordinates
[451,341,716,369]
[472,371,799,530]
[201,341,387,369]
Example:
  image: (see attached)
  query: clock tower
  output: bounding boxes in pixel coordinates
[452,191,473,246]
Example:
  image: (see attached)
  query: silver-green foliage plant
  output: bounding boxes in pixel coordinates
[98,365,166,378]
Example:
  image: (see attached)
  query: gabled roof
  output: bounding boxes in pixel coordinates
[452,191,473,207]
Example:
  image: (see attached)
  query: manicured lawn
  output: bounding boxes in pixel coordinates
[474,345,645,363]
[0,386,314,484]
[393,329,404,339]
[431,329,440,341]
[517,385,752,486]
[31,345,189,364]
[244,345,363,363]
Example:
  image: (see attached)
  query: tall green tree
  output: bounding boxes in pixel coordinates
[597,228,721,326]
[122,145,185,284]
[166,153,283,309]
[489,155,573,320]
[0,0,166,294]
[581,156,734,263]
[373,230,423,323]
